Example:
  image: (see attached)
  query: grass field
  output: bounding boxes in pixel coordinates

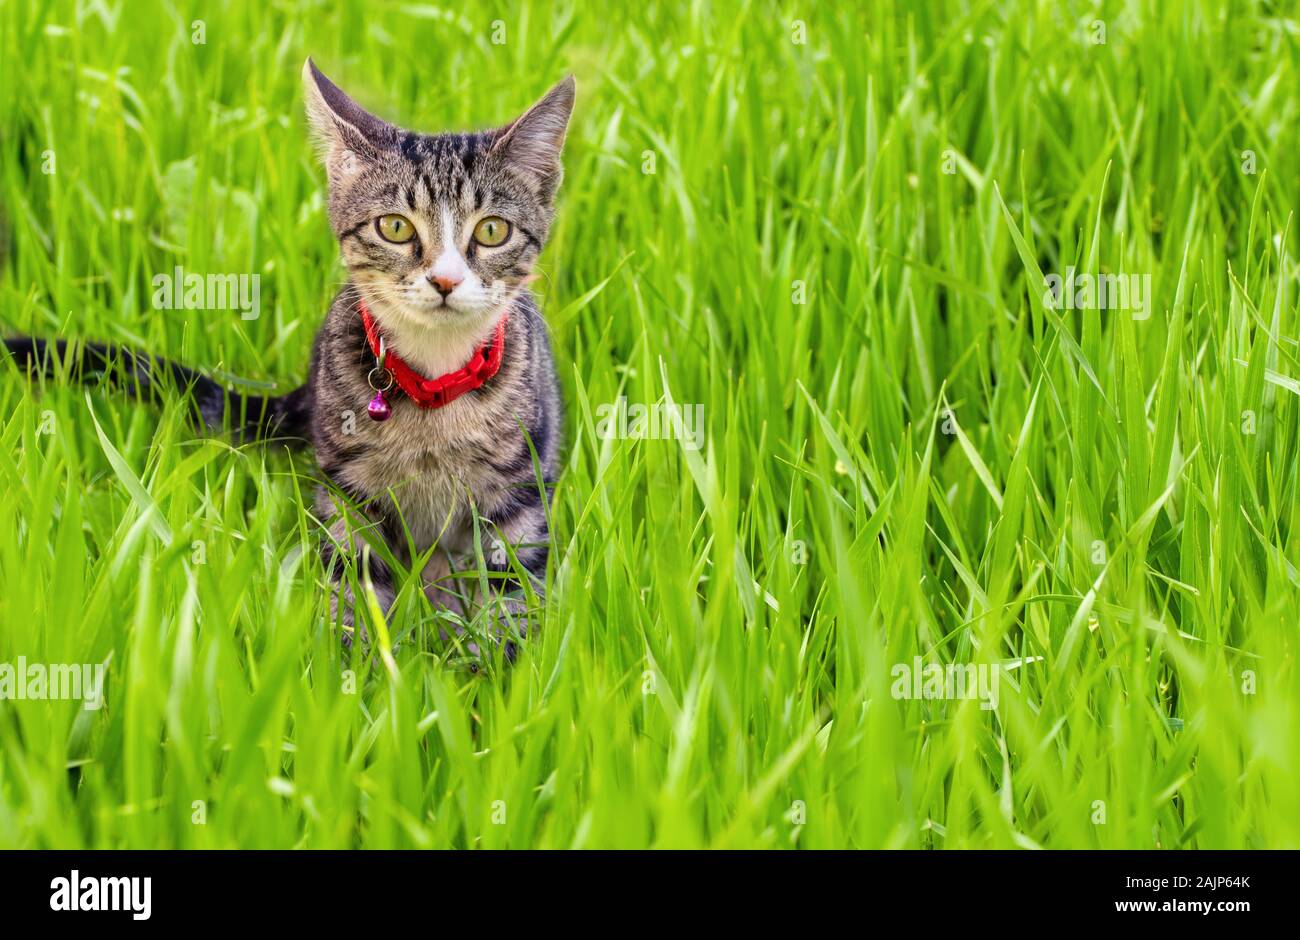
[1,0,1298,850]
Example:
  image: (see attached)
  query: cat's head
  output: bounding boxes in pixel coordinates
[303,59,574,337]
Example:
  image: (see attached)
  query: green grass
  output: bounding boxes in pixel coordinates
[1,0,1298,849]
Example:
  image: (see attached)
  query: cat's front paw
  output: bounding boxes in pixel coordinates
[437,596,531,667]
[491,595,532,663]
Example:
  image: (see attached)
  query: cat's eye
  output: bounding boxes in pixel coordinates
[376,214,415,244]
[473,216,511,247]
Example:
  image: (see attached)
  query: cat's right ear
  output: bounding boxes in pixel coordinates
[302,58,397,185]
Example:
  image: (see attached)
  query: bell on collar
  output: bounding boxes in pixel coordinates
[367,389,392,422]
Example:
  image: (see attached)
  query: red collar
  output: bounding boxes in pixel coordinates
[358,299,508,409]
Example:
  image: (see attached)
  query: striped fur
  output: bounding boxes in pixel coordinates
[4,62,573,656]
[305,60,572,649]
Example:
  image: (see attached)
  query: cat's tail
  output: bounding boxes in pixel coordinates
[3,335,312,445]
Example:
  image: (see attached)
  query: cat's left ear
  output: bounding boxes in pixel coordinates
[302,58,397,185]
[492,76,576,201]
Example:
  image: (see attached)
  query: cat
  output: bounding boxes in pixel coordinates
[4,60,575,658]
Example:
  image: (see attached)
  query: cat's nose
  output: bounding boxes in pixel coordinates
[427,273,462,297]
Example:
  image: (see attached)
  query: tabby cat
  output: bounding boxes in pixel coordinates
[5,60,574,656]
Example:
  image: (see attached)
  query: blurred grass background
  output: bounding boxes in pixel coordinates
[0,0,1297,848]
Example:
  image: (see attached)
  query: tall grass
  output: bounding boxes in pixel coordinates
[0,0,1297,848]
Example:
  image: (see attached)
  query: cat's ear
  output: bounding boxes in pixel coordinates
[491,76,576,201]
[302,58,397,184]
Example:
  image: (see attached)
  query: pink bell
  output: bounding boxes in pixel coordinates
[367,390,392,421]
